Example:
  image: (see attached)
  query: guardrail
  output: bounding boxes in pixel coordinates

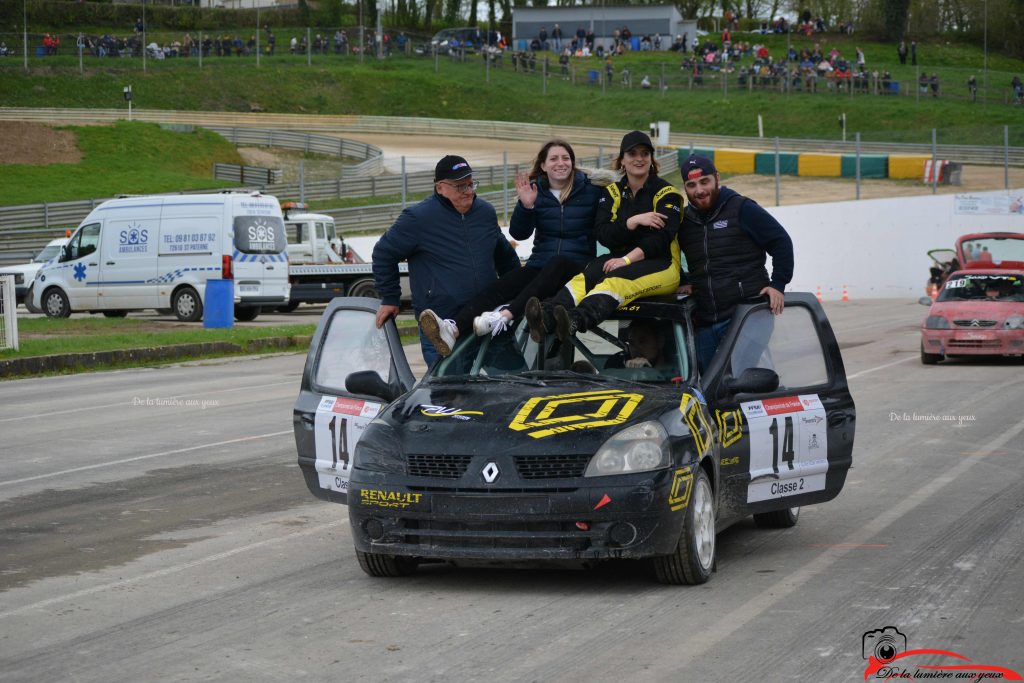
[213,163,283,184]
[204,126,384,176]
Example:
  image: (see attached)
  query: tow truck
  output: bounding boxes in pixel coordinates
[282,202,409,311]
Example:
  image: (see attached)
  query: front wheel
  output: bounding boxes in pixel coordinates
[347,278,379,299]
[172,286,203,322]
[355,549,418,577]
[653,468,716,585]
[754,506,800,528]
[920,343,943,365]
[43,287,71,318]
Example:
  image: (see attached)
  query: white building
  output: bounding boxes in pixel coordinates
[511,4,696,52]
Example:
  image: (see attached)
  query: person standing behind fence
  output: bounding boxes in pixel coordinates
[968,75,977,102]
[897,40,907,65]
[552,24,563,51]
[373,155,520,366]
[1012,75,1023,104]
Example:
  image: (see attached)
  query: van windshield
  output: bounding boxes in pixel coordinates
[234,216,287,254]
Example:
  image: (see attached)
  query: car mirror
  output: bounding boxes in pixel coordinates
[725,367,780,394]
[345,370,399,403]
[59,245,70,262]
[918,296,934,306]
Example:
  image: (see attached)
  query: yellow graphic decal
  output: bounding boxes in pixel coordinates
[669,466,694,511]
[721,456,740,467]
[716,408,744,448]
[679,393,712,456]
[508,389,644,439]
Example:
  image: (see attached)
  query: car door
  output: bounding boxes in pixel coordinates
[62,222,102,309]
[700,293,856,523]
[293,297,415,505]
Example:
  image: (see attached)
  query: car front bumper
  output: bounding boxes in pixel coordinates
[348,468,690,561]
[922,328,1024,355]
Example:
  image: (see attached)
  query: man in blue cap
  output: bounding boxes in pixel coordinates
[677,153,794,372]
[373,154,520,366]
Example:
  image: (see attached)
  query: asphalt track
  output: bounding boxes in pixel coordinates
[1,299,1022,682]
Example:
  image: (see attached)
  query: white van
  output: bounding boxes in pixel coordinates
[32,192,290,322]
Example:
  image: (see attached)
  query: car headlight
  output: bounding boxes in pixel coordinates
[352,421,404,474]
[924,315,951,329]
[585,421,670,477]
[1005,316,1024,330]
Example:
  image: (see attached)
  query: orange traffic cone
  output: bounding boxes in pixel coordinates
[816,285,823,302]
[842,284,849,302]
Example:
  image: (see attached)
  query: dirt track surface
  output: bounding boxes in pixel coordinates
[0,121,81,165]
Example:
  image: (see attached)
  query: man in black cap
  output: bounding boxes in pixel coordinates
[677,153,794,372]
[373,155,520,366]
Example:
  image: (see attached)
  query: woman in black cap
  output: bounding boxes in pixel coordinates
[525,130,682,342]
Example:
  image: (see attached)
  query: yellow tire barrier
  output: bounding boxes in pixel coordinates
[798,153,842,177]
[713,148,757,175]
[888,155,931,180]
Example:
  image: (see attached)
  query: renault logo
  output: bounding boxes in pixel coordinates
[481,462,500,483]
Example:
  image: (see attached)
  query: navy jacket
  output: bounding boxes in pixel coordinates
[373,192,521,319]
[509,170,602,269]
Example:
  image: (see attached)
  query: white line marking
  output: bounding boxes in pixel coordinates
[0,380,298,423]
[0,431,292,488]
[0,518,346,620]
[846,354,916,379]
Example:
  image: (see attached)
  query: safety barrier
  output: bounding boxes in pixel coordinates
[213,163,283,184]
[0,275,18,351]
[677,147,949,182]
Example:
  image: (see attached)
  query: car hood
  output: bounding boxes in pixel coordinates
[0,263,40,277]
[380,380,679,456]
[930,300,1024,318]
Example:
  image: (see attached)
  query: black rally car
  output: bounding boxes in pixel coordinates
[293,294,855,585]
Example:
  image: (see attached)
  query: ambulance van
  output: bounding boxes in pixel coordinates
[32,192,290,322]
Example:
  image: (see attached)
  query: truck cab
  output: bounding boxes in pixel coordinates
[282,202,357,265]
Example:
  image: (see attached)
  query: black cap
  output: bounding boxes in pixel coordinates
[682,154,718,180]
[434,155,473,182]
[619,130,654,156]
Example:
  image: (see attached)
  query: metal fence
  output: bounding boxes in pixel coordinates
[0,275,18,351]
[213,163,282,184]
[204,126,384,176]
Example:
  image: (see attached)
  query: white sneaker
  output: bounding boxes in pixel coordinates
[473,309,510,337]
[418,309,458,357]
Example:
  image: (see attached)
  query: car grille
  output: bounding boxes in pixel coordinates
[514,454,591,479]
[395,519,591,551]
[953,319,997,327]
[948,339,1001,348]
[407,454,472,479]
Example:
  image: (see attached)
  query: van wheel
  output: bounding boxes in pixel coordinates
[348,278,379,299]
[172,286,203,322]
[43,288,71,318]
[24,285,40,313]
[355,548,418,577]
[653,468,716,585]
[754,507,800,528]
[103,310,128,318]
[234,305,260,322]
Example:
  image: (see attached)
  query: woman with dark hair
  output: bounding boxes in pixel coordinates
[524,130,682,344]
[419,139,604,356]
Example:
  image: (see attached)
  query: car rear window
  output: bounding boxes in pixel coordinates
[234,216,286,254]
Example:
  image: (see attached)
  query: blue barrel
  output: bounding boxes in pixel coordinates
[203,279,234,329]
[631,37,640,51]
[36,46,46,57]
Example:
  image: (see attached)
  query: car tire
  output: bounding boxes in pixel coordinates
[42,287,71,318]
[348,278,379,299]
[754,506,800,528]
[920,343,943,365]
[234,305,260,322]
[24,285,40,313]
[653,468,715,585]
[355,548,419,578]
[172,286,203,322]
[102,310,128,318]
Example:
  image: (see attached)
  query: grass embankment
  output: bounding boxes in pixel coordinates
[0,121,244,205]
[1,33,1021,146]
[3,316,315,358]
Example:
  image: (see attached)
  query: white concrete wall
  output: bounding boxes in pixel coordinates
[766,188,1024,300]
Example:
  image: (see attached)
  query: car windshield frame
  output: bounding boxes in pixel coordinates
[428,308,694,387]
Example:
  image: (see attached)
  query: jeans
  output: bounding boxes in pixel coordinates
[419,330,441,369]
[695,319,732,373]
